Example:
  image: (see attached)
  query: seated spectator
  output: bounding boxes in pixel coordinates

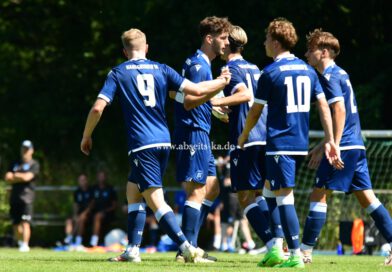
[64,173,93,247]
[89,170,117,246]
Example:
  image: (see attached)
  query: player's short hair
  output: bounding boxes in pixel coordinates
[199,16,232,38]
[306,29,340,59]
[229,25,247,53]
[121,28,146,50]
[267,18,298,50]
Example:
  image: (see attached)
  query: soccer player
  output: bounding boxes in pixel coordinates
[80,28,231,263]
[238,18,341,268]
[300,29,392,266]
[171,16,231,261]
[211,25,285,265]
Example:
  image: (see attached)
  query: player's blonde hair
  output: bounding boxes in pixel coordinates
[229,25,247,53]
[267,18,298,50]
[121,28,146,50]
[199,16,232,38]
[306,29,340,59]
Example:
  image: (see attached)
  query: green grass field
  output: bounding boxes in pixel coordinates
[0,249,390,272]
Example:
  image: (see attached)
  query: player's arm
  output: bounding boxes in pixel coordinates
[81,98,108,155]
[238,103,264,148]
[182,71,231,110]
[316,97,344,169]
[330,100,345,147]
[4,171,35,184]
[211,84,251,107]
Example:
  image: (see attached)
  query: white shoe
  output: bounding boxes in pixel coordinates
[301,249,312,264]
[182,246,214,263]
[108,249,141,262]
[385,250,392,266]
[19,244,30,252]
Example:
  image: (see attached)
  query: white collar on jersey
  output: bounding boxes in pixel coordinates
[197,49,211,66]
[275,52,295,61]
[228,55,243,62]
[128,58,147,61]
[323,60,336,74]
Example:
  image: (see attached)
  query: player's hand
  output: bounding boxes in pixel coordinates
[237,132,248,149]
[212,106,229,123]
[218,67,231,84]
[324,141,344,170]
[4,172,14,182]
[81,136,92,155]
[307,144,324,169]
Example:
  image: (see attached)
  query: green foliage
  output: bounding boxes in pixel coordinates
[0,182,11,235]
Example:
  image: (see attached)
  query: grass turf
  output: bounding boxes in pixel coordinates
[0,249,390,272]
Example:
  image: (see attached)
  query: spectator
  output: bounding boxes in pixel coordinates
[89,170,117,246]
[4,140,40,252]
[64,173,93,247]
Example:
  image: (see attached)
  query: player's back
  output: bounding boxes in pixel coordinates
[257,54,324,154]
[224,58,267,146]
[174,50,213,134]
[99,59,185,153]
[319,63,364,149]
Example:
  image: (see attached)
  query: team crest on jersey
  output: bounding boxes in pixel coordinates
[324,74,331,81]
[196,170,203,180]
[274,155,279,164]
[133,159,139,167]
[233,158,238,166]
[270,179,275,187]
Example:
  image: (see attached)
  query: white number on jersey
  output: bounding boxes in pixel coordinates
[346,79,357,114]
[136,74,156,107]
[285,76,311,113]
[245,73,261,107]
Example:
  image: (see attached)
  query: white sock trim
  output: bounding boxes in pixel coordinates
[255,196,265,203]
[263,187,275,198]
[244,203,258,216]
[276,195,295,206]
[179,241,191,252]
[184,200,202,210]
[202,199,214,207]
[309,202,327,213]
[155,204,173,222]
[365,198,382,214]
[128,203,146,213]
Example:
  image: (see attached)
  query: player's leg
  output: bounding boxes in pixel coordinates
[212,203,222,250]
[269,155,304,268]
[300,187,332,263]
[90,211,104,246]
[263,181,284,248]
[64,218,73,244]
[19,202,32,252]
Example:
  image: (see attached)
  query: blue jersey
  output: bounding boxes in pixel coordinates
[174,50,213,133]
[319,62,364,150]
[98,58,186,154]
[222,57,267,147]
[255,54,325,155]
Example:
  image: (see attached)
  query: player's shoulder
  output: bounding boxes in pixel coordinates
[323,63,349,82]
[229,58,259,72]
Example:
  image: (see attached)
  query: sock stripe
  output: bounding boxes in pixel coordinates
[276,195,295,206]
[244,203,258,216]
[184,200,202,210]
[263,187,275,198]
[366,198,381,214]
[255,196,265,203]
[309,202,327,213]
[155,204,173,222]
[128,203,146,213]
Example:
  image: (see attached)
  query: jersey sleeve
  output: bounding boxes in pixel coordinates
[311,73,325,102]
[98,70,118,104]
[162,64,187,93]
[254,71,271,105]
[223,66,245,97]
[319,73,344,104]
[29,161,40,176]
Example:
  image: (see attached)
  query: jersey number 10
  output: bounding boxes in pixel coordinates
[137,74,156,107]
[284,76,311,113]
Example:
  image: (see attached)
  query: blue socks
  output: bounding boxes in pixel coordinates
[127,203,147,247]
[195,199,213,244]
[181,201,201,246]
[263,187,284,238]
[277,195,300,250]
[301,202,327,247]
[244,203,273,244]
[366,199,392,243]
[155,205,187,245]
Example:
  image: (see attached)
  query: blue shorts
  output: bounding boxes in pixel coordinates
[315,149,372,193]
[174,128,216,184]
[266,155,304,191]
[128,147,170,192]
[230,145,266,192]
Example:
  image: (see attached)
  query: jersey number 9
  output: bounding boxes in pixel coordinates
[137,74,156,107]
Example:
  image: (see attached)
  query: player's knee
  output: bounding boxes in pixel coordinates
[238,192,254,208]
[310,188,328,203]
